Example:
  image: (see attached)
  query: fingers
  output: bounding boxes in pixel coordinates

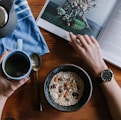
[18,77,30,87]
[70,32,90,48]
[69,32,99,48]
[90,36,100,47]
[69,32,76,40]
[11,77,30,91]
[69,32,89,49]
[83,35,92,45]
[0,51,8,63]
[69,32,85,53]
[0,51,11,63]
[76,35,89,48]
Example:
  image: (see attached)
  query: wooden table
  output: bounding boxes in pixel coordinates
[2,0,121,120]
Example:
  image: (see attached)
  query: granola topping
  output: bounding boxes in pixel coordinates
[49,71,84,106]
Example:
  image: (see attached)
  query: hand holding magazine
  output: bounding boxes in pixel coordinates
[36,0,121,68]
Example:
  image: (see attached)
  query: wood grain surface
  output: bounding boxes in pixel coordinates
[2,0,121,120]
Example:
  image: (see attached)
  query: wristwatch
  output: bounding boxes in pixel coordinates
[96,69,114,84]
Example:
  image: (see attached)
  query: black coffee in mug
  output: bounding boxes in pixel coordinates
[2,50,32,80]
[5,54,30,77]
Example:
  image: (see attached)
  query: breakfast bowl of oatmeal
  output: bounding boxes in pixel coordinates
[44,64,93,112]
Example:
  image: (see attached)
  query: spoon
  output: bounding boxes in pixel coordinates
[30,53,42,111]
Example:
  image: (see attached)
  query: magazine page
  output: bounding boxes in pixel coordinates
[98,0,121,68]
[36,0,116,41]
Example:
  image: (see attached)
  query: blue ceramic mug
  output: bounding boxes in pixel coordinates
[2,39,32,80]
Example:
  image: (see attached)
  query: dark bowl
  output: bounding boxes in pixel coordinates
[44,64,93,112]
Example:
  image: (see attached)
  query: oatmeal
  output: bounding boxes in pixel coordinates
[49,71,84,106]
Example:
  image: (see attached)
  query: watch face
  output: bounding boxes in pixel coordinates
[101,69,113,82]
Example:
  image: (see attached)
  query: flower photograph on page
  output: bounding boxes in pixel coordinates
[40,0,102,37]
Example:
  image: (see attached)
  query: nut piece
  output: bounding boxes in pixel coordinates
[54,77,59,82]
[64,91,69,98]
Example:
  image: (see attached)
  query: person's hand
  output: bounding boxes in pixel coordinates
[0,51,29,98]
[69,32,108,77]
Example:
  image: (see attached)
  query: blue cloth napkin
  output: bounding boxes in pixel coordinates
[0,0,49,56]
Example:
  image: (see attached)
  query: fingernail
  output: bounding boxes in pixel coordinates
[69,32,73,35]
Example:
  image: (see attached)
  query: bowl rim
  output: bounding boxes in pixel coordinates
[44,64,93,112]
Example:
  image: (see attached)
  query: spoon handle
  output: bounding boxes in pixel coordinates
[36,71,43,111]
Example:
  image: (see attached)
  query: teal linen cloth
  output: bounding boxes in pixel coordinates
[0,0,49,55]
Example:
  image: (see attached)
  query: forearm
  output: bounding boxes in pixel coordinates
[100,79,121,120]
[92,62,121,119]
[0,95,7,120]
[92,60,121,119]
[69,33,121,119]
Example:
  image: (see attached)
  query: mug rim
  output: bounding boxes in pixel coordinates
[2,50,32,80]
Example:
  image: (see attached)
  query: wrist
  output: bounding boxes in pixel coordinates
[93,62,108,78]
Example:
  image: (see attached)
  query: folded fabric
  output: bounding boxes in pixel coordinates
[0,0,49,56]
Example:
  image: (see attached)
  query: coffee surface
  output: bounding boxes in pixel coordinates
[5,54,30,77]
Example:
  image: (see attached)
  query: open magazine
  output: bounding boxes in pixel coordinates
[36,0,121,68]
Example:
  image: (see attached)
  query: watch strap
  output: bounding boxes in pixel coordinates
[96,77,103,84]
